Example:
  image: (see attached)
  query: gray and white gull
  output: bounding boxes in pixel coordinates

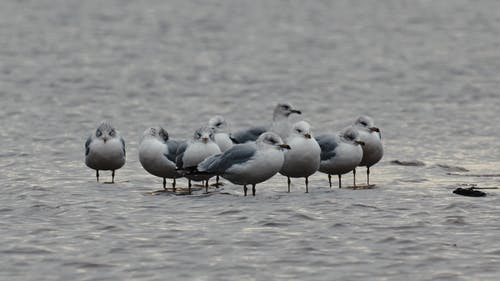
[197,132,290,196]
[316,127,364,188]
[208,115,234,152]
[231,103,301,143]
[85,122,126,183]
[139,127,182,191]
[279,121,321,193]
[176,126,221,194]
[351,116,383,186]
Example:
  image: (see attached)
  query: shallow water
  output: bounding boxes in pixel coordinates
[1,0,500,280]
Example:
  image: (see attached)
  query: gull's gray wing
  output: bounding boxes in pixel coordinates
[85,136,92,156]
[164,139,181,162]
[198,143,256,174]
[175,141,188,168]
[316,134,338,161]
[231,126,267,143]
[120,137,126,156]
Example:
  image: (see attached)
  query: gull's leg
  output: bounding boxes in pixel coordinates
[172,178,176,193]
[243,185,247,196]
[188,179,192,195]
[328,174,332,188]
[111,170,115,183]
[96,170,99,182]
[367,167,370,186]
[287,177,291,193]
[252,184,256,196]
[205,180,209,193]
[305,177,309,193]
[163,178,167,190]
[216,175,219,187]
[338,174,342,189]
[353,168,357,187]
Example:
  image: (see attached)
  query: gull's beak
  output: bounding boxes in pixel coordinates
[304,133,311,139]
[202,137,209,143]
[291,109,302,115]
[103,137,108,143]
[279,144,291,150]
[355,140,365,146]
[369,127,380,133]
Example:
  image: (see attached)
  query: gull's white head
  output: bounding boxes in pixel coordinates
[273,103,302,120]
[257,132,291,150]
[291,120,313,139]
[193,126,216,144]
[95,122,119,143]
[354,116,380,133]
[142,127,169,143]
[208,115,228,133]
[341,127,365,146]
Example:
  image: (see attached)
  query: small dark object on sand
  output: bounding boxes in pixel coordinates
[453,187,486,197]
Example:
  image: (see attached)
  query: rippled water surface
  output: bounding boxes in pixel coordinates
[2,0,500,280]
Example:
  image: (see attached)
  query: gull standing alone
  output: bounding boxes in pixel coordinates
[197,132,290,196]
[352,116,383,186]
[85,122,126,183]
[176,126,221,194]
[316,127,364,188]
[279,121,321,193]
[139,127,182,191]
[231,103,301,143]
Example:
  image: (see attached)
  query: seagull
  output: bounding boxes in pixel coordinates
[231,103,301,143]
[176,126,221,194]
[208,115,234,186]
[138,127,182,192]
[352,116,383,186]
[208,115,233,152]
[85,122,126,183]
[316,127,364,188]
[279,121,321,193]
[197,132,290,196]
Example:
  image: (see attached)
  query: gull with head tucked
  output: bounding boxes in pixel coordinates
[176,126,221,194]
[139,127,182,192]
[197,132,290,196]
[85,122,126,183]
[279,121,321,193]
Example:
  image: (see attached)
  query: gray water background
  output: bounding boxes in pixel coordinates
[1,0,500,280]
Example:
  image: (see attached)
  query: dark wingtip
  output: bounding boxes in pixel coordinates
[177,166,214,176]
[230,136,239,144]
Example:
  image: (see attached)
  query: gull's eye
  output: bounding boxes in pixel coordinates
[360,121,368,126]
[296,128,302,133]
[196,132,202,138]
[215,122,222,127]
[109,129,116,137]
[96,129,102,137]
[282,105,290,110]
